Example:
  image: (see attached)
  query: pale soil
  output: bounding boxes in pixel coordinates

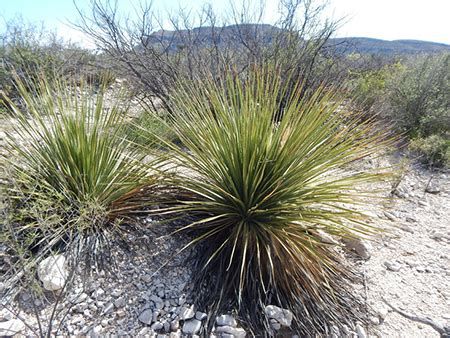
[361,160,450,337]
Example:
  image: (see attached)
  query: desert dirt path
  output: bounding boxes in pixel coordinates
[361,165,450,337]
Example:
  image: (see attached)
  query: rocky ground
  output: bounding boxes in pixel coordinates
[361,162,450,338]
[1,111,449,336]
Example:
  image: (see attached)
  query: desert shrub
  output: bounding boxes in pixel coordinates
[0,18,116,109]
[124,111,179,149]
[0,19,65,102]
[348,61,404,112]
[1,74,160,271]
[409,135,450,167]
[384,53,450,137]
[157,67,392,335]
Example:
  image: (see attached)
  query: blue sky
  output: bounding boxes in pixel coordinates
[1,0,449,47]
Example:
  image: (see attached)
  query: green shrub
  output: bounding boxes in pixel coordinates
[0,19,117,110]
[385,53,450,137]
[2,74,160,269]
[124,111,179,149]
[159,67,392,334]
[409,135,450,167]
[349,62,404,112]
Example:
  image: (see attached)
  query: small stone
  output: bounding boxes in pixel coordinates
[150,295,163,304]
[400,224,414,233]
[442,313,450,320]
[138,327,150,335]
[153,310,160,322]
[270,319,281,330]
[114,297,126,308]
[216,314,237,327]
[376,306,389,322]
[343,238,372,260]
[139,309,154,325]
[341,324,351,335]
[393,186,409,198]
[416,266,425,273]
[111,289,122,297]
[0,319,25,336]
[383,211,397,221]
[431,232,446,241]
[425,182,440,194]
[195,311,207,321]
[0,308,13,321]
[151,322,164,331]
[103,302,114,314]
[356,324,366,338]
[92,325,103,334]
[418,200,429,207]
[264,305,293,327]
[215,325,246,337]
[66,324,74,334]
[163,320,171,332]
[405,216,417,223]
[178,295,186,306]
[71,315,84,325]
[182,319,202,335]
[69,292,88,304]
[384,261,401,272]
[179,305,195,320]
[170,319,180,331]
[92,288,105,299]
[317,230,338,244]
[37,255,68,291]
[170,331,181,338]
[116,309,126,317]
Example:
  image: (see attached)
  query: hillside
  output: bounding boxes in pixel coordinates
[329,37,450,55]
[144,24,450,55]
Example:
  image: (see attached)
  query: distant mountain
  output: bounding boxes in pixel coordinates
[328,37,450,55]
[143,24,281,51]
[143,24,450,56]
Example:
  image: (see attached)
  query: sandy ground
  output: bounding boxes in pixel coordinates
[362,163,449,337]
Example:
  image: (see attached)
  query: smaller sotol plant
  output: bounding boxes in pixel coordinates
[1,74,160,271]
[157,67,393,335]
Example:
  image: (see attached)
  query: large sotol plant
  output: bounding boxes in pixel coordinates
[159,68,392,334]
[2,74,159,268]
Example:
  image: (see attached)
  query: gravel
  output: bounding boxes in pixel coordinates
[215,314,237,327]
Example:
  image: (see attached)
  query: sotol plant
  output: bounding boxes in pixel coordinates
[158,67,392,335]
[1,74,160,271]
